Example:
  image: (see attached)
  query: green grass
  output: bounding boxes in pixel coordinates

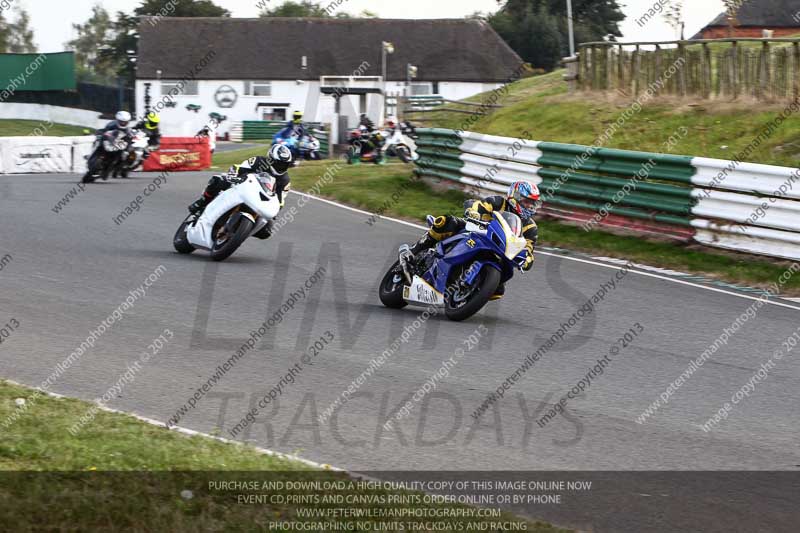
[0,380,565,532]
[421,69,800,167]
[0,119,92,137]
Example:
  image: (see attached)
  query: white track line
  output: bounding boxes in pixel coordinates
[291,191,800,312]
[3,379,341,472]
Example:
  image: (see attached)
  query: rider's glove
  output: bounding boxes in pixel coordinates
[465,209,480,220]
[518,242,535,271]
[521,253,534,271]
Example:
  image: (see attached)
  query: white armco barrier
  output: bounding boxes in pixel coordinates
[71,136,96,174]
[692,157,800,201]
[0,136,95,174]
[0,103,105,129]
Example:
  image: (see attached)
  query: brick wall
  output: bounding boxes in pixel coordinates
[700,27,800,39]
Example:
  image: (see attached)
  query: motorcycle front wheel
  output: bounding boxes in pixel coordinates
[444,264,500,321]
[378,260,408,309]
[173,216,196,254]
[210,214,254,261]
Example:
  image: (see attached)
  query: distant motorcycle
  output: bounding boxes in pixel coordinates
[297,133,321,160]
[346,128,386,164]
[379,212,530,321]
[115,129,153,178]
[82,129,130,183]
[272,131,320,161]
[173,173,281,261]
[382,121,418,163]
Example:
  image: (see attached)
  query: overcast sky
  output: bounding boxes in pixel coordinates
[11,0,727,53]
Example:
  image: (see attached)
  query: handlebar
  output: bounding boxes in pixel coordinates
[464,217,489,227]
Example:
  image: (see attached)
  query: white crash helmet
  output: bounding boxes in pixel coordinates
[115,111,132,127]
[267,144,293,175]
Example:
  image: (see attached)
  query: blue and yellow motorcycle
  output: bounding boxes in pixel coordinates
[379,211,530,321]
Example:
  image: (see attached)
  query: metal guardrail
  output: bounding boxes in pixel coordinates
[413,128,800,260]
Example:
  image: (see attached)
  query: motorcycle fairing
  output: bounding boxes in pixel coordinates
[402,275,445,306]
[421,213,523,295]
[186,175,279,249]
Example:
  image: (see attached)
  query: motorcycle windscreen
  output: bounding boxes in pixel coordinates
[257,174,276,193]
[499,212,522,237]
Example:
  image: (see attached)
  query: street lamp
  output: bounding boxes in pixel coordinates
[566,0,576,58]
[381,41,394,118]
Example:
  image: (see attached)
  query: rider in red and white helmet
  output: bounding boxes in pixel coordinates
[408,180,540,298]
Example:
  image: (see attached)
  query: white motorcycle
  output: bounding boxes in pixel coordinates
[116,129,151,178]
[382,121,418,163]
[173,173,281,261]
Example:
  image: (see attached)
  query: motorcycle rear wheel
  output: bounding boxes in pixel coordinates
[397,145,412,164]
[444,265,500,321]
[379,260,408,309]
[210,214,254,261]
[347,145,360,165]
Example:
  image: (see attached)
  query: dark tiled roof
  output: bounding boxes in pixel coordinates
[706,0,800,28]
[137,17,523,82]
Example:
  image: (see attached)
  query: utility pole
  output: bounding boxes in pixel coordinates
[381,41,394,119]
[566,0,576,57]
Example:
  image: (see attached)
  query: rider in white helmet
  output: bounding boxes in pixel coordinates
[87,111,133,172]
[100,111,133,134]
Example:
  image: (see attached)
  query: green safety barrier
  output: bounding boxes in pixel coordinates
[413,128,697,228]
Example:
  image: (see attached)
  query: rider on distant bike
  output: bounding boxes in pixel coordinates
[87,111,133,176]
[276,110,306,139]
[187,144,293,239]
[132,112,162,156]
[408,181,540,298]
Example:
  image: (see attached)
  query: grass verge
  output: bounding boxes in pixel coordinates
[211,149,800,293]
[0,380,566,532]
[418,70,800,167]
[0,119,91,137]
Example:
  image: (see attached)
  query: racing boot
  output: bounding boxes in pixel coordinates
[409,233,437,256]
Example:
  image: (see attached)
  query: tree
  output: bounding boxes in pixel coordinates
[5,8,37,53]
[65,5,116,83]
[721,0,741,37]
[135,0,230,17]
[261,1,331,17]
[663,0,685,40]
[490,3,562,71]
[489,0,624,70]
[70,0,230,85]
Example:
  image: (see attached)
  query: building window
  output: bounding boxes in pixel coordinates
[161,80,199,96]
[410,82,433,95]
[262,108,286,121]
[245,81,272,96]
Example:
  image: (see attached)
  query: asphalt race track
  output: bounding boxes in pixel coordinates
[2,171,799,532]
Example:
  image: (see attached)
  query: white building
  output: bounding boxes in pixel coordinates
[135,17,523,138]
